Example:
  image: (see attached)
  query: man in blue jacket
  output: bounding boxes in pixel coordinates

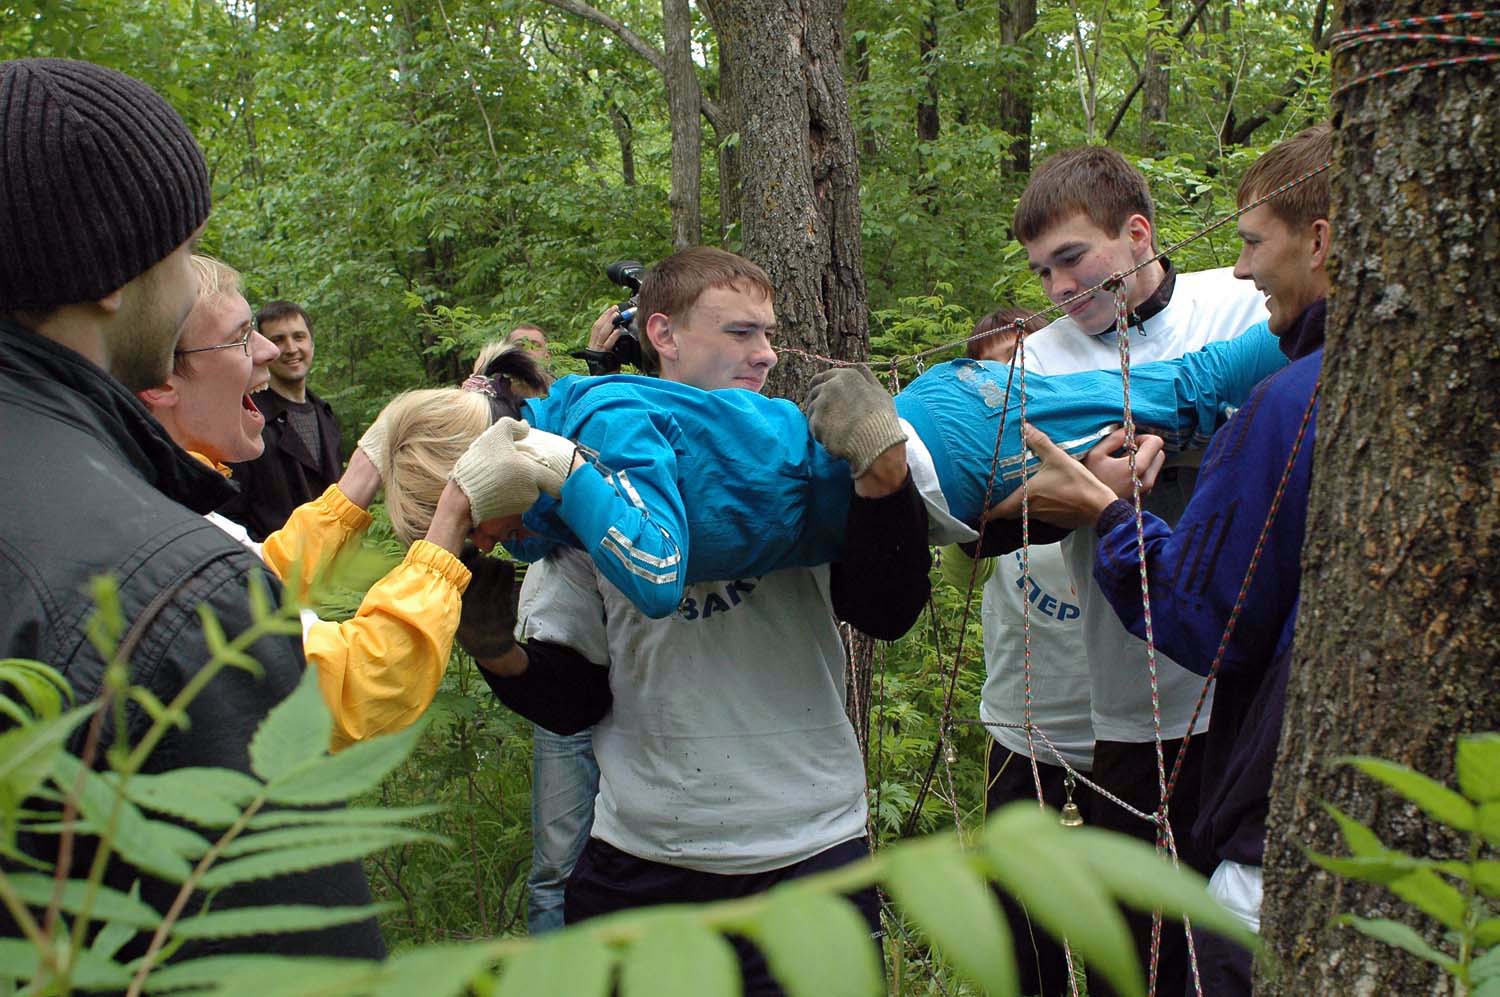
[999,124,1332,994]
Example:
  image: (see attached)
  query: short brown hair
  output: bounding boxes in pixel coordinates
[1237,124,1333,228]
[637,247,774,374]
[966,306,1043,360]
[174,254,243,378]
[255,299,312,334]
[1013,146,1156,245]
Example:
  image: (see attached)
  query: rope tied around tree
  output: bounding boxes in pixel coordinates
[1328,10,1500,99]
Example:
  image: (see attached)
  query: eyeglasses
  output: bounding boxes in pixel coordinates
[176,325,253,358]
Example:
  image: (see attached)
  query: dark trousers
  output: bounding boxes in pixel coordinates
[1088,737,1214,997]
[985,744,1092,997]
[565,836,882,996]
[1189,926,1252,996]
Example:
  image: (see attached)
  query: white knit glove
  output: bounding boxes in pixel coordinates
[514,427,576,499]
[356,411,391,471]
[450,418,571,524]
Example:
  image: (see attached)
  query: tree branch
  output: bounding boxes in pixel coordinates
[536,0,724,131]
[1102,0,1212,141]
[1221,6,1331,147]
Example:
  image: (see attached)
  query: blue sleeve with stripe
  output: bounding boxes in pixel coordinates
[551,399,689,620]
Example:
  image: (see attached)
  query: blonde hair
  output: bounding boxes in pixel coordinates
[174,254,244,378]
[380,387,493,545]
[190,254,241,301]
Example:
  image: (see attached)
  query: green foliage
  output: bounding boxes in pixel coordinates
[1311,733,1500,991]
[0,584,435,996]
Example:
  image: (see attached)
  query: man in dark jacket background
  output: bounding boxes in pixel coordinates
[0,57,383,961]
[222,300,344,541]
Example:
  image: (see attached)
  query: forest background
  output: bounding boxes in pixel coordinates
[1,0,1331,979]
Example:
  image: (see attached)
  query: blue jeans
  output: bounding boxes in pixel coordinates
[527,725,599,934]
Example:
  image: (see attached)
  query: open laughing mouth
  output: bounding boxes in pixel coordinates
[244,379,269,419]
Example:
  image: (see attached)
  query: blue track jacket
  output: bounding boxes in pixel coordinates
[514,323,1287,618]
[1092,304,1324,865]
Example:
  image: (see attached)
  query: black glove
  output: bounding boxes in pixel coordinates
[456,545,519,660]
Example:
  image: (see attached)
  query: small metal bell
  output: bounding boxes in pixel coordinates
[1059,770,1084,827]
[944,740,958,766]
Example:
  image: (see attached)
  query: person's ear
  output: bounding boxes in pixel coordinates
[1124,213,1155,260]
[644,311,676,363]
[137,382,179,412]
[1308,219,1332,270]
[96,288,126,315]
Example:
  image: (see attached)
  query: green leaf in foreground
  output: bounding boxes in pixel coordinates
[496,929,613,997]
[1457,733,1500,804]
[1337,915,1457,973]
[246,804,441,830]
[1338,756,1476,831]
[982,804,1142,997]
[172,904,392,940]
[144,954,379,996]
[113,767,262,828]
[201,832,428,890]
[748,888,883,997]
[0,937,131,990]
[1062,826,1258,951]
[250,668,332,782]
[52,753,194,883]
[0,704,95,818]
[6,872,160,929]
[265,718,429,805]
[884,839,1017,996]
[618,914,741,997]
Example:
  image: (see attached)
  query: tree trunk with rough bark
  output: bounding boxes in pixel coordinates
[996,0,1035,174]
[662,0,701,248]
[1257,1,1500,992]
[705,0,869,402]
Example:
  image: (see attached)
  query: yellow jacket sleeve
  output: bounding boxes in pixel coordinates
[260,484,374,604]
[304,540,472,753]
[938,542,996,593]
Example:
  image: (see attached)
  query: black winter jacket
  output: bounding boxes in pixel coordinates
[0,321,383,961]
[222,387,343,541]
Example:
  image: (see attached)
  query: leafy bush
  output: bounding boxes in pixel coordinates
[1310,733,1500,994]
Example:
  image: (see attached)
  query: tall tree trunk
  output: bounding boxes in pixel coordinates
[996,0,1035,174]
[706,0,869,401]
[1258,1,1500,992]
[916,6,940,143]
[1140,0,1170,153]
[662,0,701,248]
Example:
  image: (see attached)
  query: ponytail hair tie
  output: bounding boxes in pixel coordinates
[461,374,498,397]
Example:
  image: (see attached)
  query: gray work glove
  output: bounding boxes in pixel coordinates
[804,365,908,477]
[456,545,518,660]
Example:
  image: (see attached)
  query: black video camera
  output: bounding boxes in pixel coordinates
[572,260,646,375]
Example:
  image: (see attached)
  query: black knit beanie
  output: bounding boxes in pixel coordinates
[0,58,212,310]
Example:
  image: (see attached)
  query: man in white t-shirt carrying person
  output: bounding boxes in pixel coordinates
[1008,146,1268,995]
[456,247,932,993]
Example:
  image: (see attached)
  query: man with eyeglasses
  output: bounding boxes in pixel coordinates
[222,299,344,541]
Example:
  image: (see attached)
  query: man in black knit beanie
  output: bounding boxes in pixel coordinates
[0,59,385,963]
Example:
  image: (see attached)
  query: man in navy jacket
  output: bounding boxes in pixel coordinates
[1003,124,1333,995]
